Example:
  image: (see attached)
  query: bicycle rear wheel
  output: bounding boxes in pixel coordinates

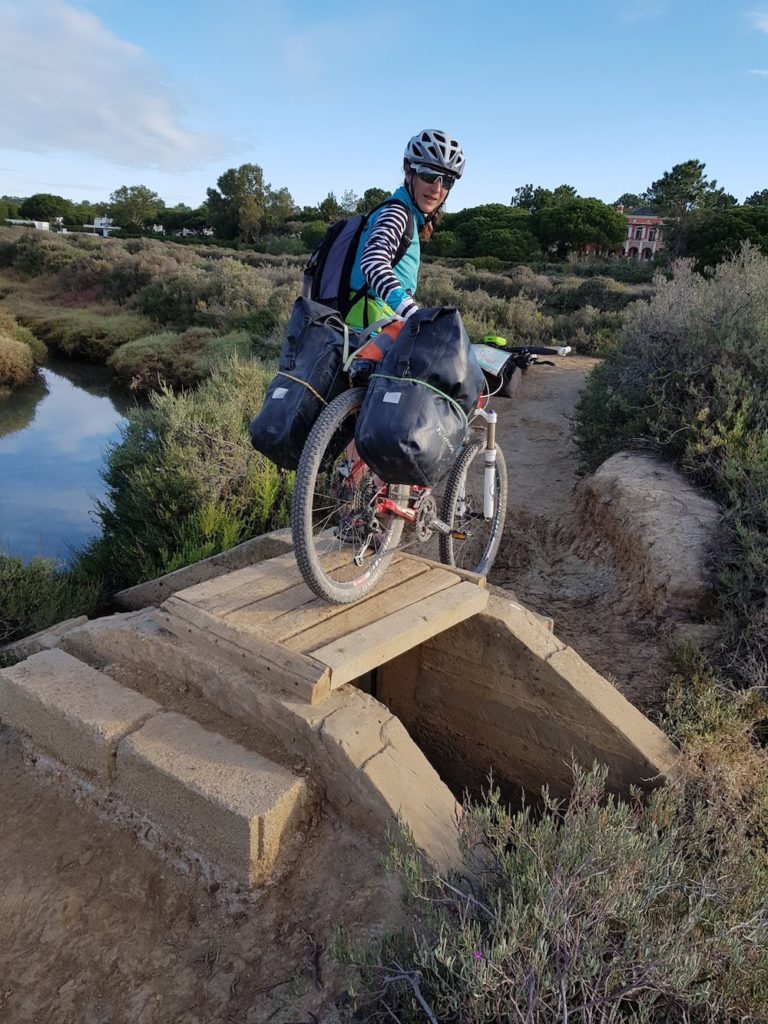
[292,388,406,604]
[439,436,507,575]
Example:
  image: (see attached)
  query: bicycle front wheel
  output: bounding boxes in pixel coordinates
[439,436,508,576]
[292,388,406,604]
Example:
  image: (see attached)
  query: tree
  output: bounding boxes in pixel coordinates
[441,204,541,261]
[206,164,268,241]
[644,160,730,255]
[18,193,73,223]
[745,189,768,207]
[339,189,360,216]
[109,185,163,230]
[531,197,626,259]
[69,200,99,226]
[614,193,644,210]
[300,220,328,250]
[511,184,577,213]
[263,186,298,234]
[1,196,21,220]
[682,206,768,268]
[318,192,344,223]
[356,188,389,214]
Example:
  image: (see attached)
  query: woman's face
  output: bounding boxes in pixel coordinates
[409,170,449,216]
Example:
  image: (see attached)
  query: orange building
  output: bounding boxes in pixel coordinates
[618,206,664,259]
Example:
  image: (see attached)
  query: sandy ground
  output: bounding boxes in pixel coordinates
[489,355,669,712]
[0,355,675,1023]
[0,724,404,1024]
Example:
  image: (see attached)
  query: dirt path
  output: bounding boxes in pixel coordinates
[0,726,405,1024]
[489,355,668,712]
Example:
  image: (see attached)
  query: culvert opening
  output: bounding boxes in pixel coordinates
[347,603,676,813]
[350,658,533,810]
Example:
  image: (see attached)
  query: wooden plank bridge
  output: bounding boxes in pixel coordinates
[161,550,488,704]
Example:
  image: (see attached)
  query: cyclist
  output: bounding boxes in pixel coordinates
[345,129,465,330]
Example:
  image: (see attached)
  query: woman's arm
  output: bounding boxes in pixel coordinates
[359,204,418,318]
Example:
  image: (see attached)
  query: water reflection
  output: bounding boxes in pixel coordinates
[0,359,133,562]
[0,375,49,439]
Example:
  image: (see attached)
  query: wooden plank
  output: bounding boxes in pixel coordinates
[398,551,488,588]
[272,557,429,645]
[224,579,318,629]
[172,550,301,606]
[202,570,303,617]
[312,581,489,688]
[287,565,459,654]
[158,611,330,705]
[163,595,330,703]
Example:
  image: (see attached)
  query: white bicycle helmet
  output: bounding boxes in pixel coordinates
[405,129,465,179]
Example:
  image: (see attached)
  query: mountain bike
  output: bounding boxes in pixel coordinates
[291,385,507,605]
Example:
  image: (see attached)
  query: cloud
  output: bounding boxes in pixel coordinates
[748,68,768,75]
[0,0,221,170]
[748,8,768,32]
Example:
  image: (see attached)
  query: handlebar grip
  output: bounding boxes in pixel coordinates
[522,345,572,357]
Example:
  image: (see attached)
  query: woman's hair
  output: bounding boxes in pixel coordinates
[420,208,443,243]
[404,161,445,243]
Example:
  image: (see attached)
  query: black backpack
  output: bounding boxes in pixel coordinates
[302,198,414,323]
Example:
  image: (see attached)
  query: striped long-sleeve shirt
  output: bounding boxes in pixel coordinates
[346,187,424,326]
[359,203,418,317]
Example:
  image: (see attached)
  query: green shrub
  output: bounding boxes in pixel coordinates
[553,304,623,356]
[11,232,77,275]
[573,244,768,665]
[18,307,155,361]
[340,758,768,1023]
[0,307,47,362]
[107,327,256,392]
[0,332,35,388]
[0,554,102,650]
[94,357,292,586]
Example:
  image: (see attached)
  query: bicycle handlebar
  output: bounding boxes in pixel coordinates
[505,345,572,357]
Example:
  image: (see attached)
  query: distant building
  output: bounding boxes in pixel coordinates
[617,206,664,259]
[4,218,51,231]
[83,216,120,237]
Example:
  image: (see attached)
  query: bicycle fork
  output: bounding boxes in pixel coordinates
[481,409,498,519]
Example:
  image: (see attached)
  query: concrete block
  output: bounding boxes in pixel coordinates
[116,712,307,886]
[1,616,88,661]
[0,648,161,782]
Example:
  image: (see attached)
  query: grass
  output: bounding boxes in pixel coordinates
[0,554,102,656]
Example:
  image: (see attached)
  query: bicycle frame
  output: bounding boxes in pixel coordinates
[374,407,499,528]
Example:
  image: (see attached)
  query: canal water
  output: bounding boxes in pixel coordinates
[0,358,135,563]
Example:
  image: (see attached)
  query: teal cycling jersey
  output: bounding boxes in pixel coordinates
[348,186,425,321]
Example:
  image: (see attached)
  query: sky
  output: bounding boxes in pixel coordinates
[2,0,768,213]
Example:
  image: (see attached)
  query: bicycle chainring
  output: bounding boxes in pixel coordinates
[414,494,437,542]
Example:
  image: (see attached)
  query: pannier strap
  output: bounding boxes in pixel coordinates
[276,371,329,406]
[369,374,468,428]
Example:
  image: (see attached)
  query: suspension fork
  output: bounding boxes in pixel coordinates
[474,407,498,519]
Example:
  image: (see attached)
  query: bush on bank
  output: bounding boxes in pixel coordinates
[339,647,768,1022]
[0,306,46,391]
[0,555,102,653]
[106,327,261,393]
[573,244,768,663]
[90,357,292,587]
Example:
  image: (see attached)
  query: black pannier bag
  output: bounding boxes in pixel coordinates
[354,307,485,487]
[248,297,355,470]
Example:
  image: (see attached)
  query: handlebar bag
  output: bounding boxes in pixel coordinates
[354,307,484,486]
[249,297,357,470]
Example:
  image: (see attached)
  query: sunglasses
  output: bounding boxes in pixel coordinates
[412,166,456,191]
